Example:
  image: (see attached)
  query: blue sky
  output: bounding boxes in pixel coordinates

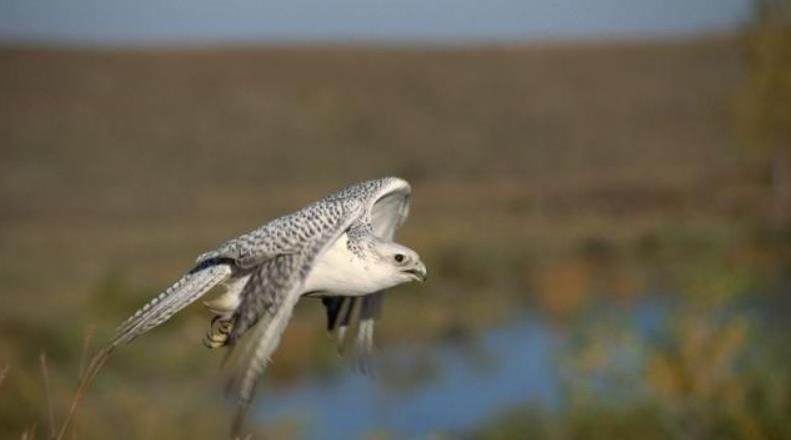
[0,0,752,45]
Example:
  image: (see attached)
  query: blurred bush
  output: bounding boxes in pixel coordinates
[739,0,791,225]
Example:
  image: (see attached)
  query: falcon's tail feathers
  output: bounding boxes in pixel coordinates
[109,260,233,348]
[322,294,382,373]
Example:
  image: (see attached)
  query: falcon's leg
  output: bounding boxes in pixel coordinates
[202,274,250,349]
[203,274,250,316]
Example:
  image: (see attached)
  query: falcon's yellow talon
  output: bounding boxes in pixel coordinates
[204,317,234,349]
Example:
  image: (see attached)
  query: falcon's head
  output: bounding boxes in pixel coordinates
[373,242,427,285]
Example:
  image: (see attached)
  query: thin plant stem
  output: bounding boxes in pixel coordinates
[54,347,112,440]
[39,353,55,439]
[78,325,96,380]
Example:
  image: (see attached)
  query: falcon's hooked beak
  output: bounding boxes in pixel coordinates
[403,261,428,282]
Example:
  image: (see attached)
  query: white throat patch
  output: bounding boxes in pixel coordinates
[302,233,396,297]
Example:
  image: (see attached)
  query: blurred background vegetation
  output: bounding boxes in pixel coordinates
[1,0,791,439]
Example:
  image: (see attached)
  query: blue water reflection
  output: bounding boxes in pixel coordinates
[255,296,675,439]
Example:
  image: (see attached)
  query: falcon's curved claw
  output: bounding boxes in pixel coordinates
[204,316,234,349]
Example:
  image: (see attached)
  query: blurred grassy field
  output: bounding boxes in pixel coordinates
[0,36,748,308]
[1,36,787,438]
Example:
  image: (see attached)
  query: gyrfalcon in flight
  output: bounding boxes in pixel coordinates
[91,177,427,436]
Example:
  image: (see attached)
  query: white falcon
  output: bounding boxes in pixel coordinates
[100,177,427,435]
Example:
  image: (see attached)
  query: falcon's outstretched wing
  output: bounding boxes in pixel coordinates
[228,198,364,437]
[108,260,233,348]
[322,177,412,369]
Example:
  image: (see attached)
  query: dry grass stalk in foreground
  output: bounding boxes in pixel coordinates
[55,342,112,440]
[78,326,95,380]
[38,353,55,439]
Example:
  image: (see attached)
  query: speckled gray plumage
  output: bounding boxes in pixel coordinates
[227,199,362,344]
[109,261,233,347]
[102,176,413,437]
[195,176,404,267]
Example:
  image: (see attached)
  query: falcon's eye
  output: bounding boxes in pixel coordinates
[394,254,405,263]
